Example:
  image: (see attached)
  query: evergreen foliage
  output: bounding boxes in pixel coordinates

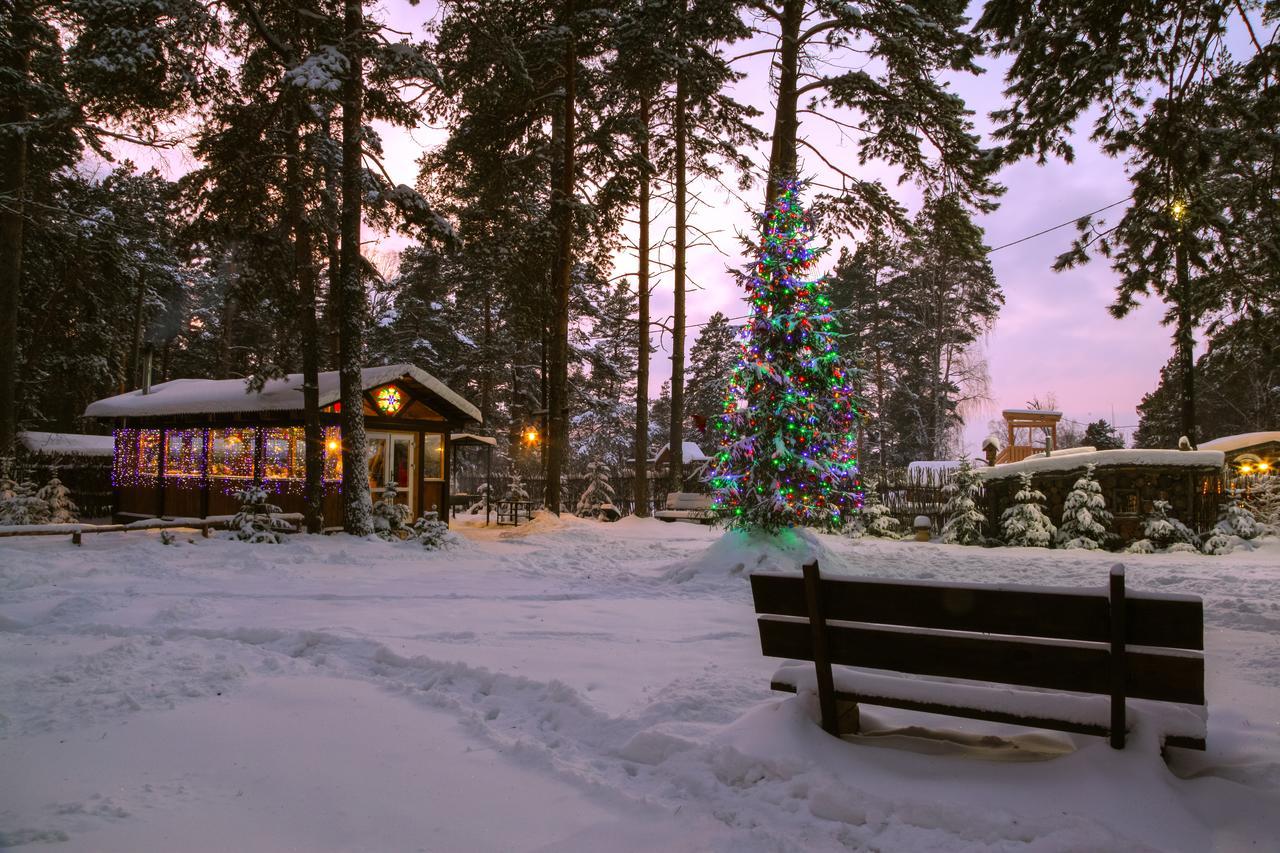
[1056,464,1111,550]
[230,486,285,544]
[683,312,739,438]
[706,181,862,533]
[0,480,51,526]
[1000,472,1056,548]
[1081,420,1125,450]
[502,471,530,503]
[940,458,986,545]
[36,476,77,524]
[372,484,413,541]
[1241,477,1279,531]
[1216,490,1260,541]
[1142,500,1199,550]
[412,510,453,550]
[575,461,618,521]
[845,485,901,540]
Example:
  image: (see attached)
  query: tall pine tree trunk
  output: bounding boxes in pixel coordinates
[0,0,32,461]
[544,0,576,515]
[1174,242,1197,448]
[338,0,372,534]
[289,102,324,533]
[667,64,688,495]
[764,0,802,210]
[633,94,652,517]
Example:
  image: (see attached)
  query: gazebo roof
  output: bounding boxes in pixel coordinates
[85,364,481,424]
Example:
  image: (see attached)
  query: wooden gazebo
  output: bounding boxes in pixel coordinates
[995,408,1063,464]
[85,364,481,528]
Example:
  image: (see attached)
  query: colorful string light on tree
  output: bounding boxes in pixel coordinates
[705,179,863,533]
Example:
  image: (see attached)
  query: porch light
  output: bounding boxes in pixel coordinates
[525,428,538,444]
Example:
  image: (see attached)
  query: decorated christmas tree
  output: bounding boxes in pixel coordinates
[706,180,862,533]
[1056,464,1111,550]
[1000,472,1056,548]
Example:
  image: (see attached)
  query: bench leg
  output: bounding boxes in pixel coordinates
[836,698,861,735]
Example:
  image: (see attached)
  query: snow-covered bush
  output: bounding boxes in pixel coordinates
[845,484,901,539]
[1000,472,1056,548]
[36,477,78,523]
[941,458,986,546]
[1241,476,1279,532]
[1125,538,1155,554]
[231,486,286,544]
[576,462,619,521]
[372,483,413,540]
[503,471,530,502]
[1167,542,1200,554]
[0,480,51,526]
[1056,464,1111,550]
[1216,490,1260,541]
[412,509,456,550]
[1142,500,1198,550]
[1201,531,1236,556]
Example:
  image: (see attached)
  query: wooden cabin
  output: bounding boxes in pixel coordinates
[84,364,481,528]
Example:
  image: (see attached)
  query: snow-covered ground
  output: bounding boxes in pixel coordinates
[2,516,1279,851]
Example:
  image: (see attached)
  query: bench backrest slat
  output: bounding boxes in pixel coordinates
[757,615,1205,705]
[750,573,1203,651]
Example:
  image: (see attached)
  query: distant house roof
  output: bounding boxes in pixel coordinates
[1198,431,1280,454]
[18,431,114,457]
[84,364,481,423]
[654,441,711,464]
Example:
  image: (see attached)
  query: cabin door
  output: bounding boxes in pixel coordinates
[366,431,415,510]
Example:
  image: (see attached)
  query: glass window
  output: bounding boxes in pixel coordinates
[323,426,342,481]
[421,433,443,480]
[366,435,388,490]
[209,428,257,478]
[138,429,162,476]
[264,427,304,480]
[164,430,205,477]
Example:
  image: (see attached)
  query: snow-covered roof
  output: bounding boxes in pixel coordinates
[979,448,1224,481]
[18,431,115,457]
[654,442,711,462]
[1001,408,1063,417]
[84,364,481,423]
[451,433,497,446]
[1198,431,1280,453]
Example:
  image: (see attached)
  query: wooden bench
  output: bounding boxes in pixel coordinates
[751,561,1206,752]
[654,492,715,524]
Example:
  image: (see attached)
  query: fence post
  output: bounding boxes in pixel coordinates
[1109,563,1127,749]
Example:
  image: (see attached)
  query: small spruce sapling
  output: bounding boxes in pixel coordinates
[846,482,901,539]
[231,486,286,544]
[372,483,413,540]
[37,477,78,524]
[1056,464,1111,550]
[1001,472,1056,548]
[1142,500,1198,550]
[941,459,987,545]
[503,471,530,502]
[412,508,454,550]
[576,461,619,521]
[1241,477,1279,532]
[1216,489,1260,541]
[0,480,51,526]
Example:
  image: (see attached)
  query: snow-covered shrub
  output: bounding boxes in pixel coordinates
[846,484,901,539]
[576,461,619,521]
[1125,538,1155,554]
[36,477,78,523]
[503,471,530,502]
[941,458,986,545]
[231,486,286,544]
[0,480,51,526]
[412,509,456,550]
[372,483,413,540]
[1056,464,1111,550]
[1201,531,1236,556]
[1167,542,1200,554]
[160,530,177,546]
[1000,472,1056,548]
[1216,490,1260,541]
[1143,500,1198,550]
[1241,476,1279,532]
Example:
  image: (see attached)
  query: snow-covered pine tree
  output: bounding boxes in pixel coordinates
[684,312,739,435]
[1001,472,1056,547]
[0,480,51,526]
[503,471,530,502]
[845,481,901,539]
[1216,489,1260,541]
[36,476,78,524]
[575,461,618,521]
[1056,464,1111,549]
[1242,476,1279,532]
[372,483,413,540]
[231,486,285,544]
[412,510,454,550]
[941,458,986,545]
[705,180,863,533]
[1142,500,1198,550]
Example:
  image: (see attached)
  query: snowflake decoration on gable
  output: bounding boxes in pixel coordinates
[376,386,404,415]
